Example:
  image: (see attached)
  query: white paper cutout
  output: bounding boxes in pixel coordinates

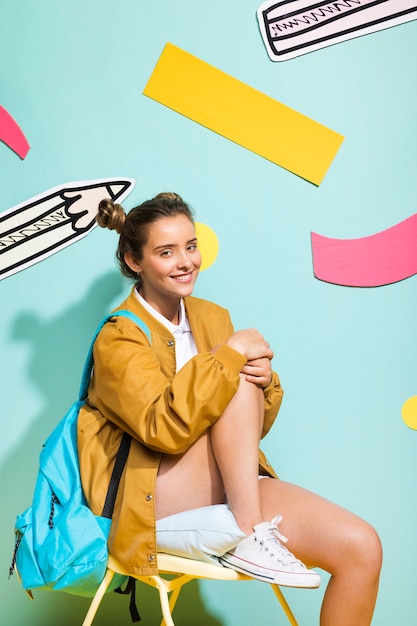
[0,178,135,280]
[257,0,417,62]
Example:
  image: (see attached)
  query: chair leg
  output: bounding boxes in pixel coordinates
[82,568,298,626]
[162,585,182,626]
[270,585,299,626]
[148,576,176,626]
[153,574,193,626]
[81,569,115,626]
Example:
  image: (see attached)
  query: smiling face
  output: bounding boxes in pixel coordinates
[124,214,202,323]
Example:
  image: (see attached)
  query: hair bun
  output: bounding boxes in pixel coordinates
[96,198,126,234]
[154,192,181,203]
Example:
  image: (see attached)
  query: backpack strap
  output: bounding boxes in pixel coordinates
[77,309,152,518]
[102,431,132,519]
[114,577,141,622]
[78,310,151,401]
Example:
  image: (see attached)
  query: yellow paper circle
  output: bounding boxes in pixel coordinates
[195,222,219,271]
[401,396,417,430]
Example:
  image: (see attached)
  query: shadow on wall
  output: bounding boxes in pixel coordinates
[2,271,224,625]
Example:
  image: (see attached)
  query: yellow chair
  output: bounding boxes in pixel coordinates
[82,553,299,626]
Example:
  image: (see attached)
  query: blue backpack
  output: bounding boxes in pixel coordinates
[9,310,150,606]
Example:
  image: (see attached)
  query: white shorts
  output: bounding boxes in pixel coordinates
[156,477,272,563]
[156,503,245,564]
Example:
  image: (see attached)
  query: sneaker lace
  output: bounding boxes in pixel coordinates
[268,515,288,544]
[258,515,304,566]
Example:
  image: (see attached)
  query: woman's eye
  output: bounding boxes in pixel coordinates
[160,249,172,257]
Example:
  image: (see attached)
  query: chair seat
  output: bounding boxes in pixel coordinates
[108,552,252,581]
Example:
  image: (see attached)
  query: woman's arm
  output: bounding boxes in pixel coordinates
[88,319,247,454]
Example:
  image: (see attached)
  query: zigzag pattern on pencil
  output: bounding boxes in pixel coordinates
[0,210,69,251]
[269,1,367,36]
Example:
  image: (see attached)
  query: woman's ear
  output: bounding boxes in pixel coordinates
[124,252,141,274]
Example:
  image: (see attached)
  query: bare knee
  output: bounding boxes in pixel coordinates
[364,523,383,575]
[338,519,383,579]
[237,372,264,395]
[237,374,264,409]
[216,373,264,434]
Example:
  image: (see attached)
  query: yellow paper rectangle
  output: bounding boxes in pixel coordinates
[143,43,344,185]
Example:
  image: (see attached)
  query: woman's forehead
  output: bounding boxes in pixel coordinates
[147,214,196,244]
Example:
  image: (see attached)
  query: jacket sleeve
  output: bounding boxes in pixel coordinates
[261,371,284,439]
[87,319,247,454]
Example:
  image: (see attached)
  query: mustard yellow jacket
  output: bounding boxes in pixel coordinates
[78,288,283,576]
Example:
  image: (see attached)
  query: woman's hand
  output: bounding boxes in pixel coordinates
[225,329,274,361]
[241,357,272,388]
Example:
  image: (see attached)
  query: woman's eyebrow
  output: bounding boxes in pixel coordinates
[154,237,197,251]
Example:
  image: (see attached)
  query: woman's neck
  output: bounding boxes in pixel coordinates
[136,287,181,325]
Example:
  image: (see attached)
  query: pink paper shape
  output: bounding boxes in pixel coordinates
[0,105,30,159]
[311,212,417,287]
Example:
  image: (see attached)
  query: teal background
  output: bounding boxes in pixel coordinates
[1,1,416,624]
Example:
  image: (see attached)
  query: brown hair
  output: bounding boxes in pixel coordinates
[96,192,195,281]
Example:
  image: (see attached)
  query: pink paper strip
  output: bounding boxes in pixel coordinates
[0,105,30,159]
[311,212,417,287]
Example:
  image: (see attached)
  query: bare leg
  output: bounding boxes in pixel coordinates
[259,479,382,626]
[156,374,264,529]
[209,374,264,534]
[155,431,225,519]
[156,376,382,625]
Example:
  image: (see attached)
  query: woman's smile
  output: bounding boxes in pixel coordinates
[170,271,195,283]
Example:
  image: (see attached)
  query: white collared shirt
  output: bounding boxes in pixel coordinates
[134,290,198,371]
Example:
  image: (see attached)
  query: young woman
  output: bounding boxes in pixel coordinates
[78,192,382,625]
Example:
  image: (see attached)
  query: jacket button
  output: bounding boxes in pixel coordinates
[148,554,155,562]
[145,494,153,501]
[167,340,174,347]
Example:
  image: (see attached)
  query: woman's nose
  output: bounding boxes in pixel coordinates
[177,251,192,268]
[177,250,193,268]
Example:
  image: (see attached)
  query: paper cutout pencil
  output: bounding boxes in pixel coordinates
[0,177,135,281]
[257,0,417,62]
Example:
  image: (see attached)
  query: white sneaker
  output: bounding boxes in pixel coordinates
[218,515,321,588]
